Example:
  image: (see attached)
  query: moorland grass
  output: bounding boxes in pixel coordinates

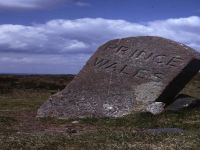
[0,74,199,150]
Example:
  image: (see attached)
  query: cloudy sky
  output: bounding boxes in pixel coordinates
[0,0,200,74]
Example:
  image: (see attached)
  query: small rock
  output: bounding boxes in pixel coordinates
[71,120,79,124]
[166,94,200,112]
[146,102,166,115]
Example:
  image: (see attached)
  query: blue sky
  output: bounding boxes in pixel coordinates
[0,0,200,74]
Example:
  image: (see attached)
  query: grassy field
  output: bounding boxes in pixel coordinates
[0,74,199,150]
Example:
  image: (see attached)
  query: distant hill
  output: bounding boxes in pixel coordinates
[0,73,199,98]
[0,74,74,92]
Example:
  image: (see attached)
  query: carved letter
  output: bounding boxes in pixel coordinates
[144,52,154,60]
[135,51,146,59]
[166,56,183,67]
[104,43,118,51]
[153,55,167,65]
[133,69,150,79]
[115,45,129,55]
[152,72,164,82]
[94,57,110,68]
[119,64,129,74]
[129,49,138,58]
[130,50,153,61]
[105,62,118,71]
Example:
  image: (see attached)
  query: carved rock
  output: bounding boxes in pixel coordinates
[37,36,200,118]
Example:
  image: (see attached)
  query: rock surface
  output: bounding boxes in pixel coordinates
[166,94,200,112]
[146,102,165,115]
[37,36,200,118]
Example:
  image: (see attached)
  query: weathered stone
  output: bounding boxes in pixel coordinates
[146,102,165,115]
[166,94,200,112]
[71,120,79,124]
[37,36,200,118]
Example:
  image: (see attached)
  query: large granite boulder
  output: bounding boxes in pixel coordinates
[37,36,200,118]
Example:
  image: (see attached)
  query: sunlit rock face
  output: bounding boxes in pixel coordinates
[37,36,200,119]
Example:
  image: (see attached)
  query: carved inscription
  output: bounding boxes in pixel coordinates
[94,43,185,82]
[105,44,184,67]
[94,57,164,82]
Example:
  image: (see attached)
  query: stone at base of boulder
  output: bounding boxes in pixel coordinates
[146,102,166,115]
[166,94,200,112]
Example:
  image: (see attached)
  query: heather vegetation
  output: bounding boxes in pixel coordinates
[0,74,199,150]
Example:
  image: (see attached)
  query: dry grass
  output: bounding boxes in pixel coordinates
[0,74,199,150]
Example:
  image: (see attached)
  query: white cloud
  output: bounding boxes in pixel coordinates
[0,16,199,73]
[0,0,89,9]
[0,0,38,8]
[0,0,55,8]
